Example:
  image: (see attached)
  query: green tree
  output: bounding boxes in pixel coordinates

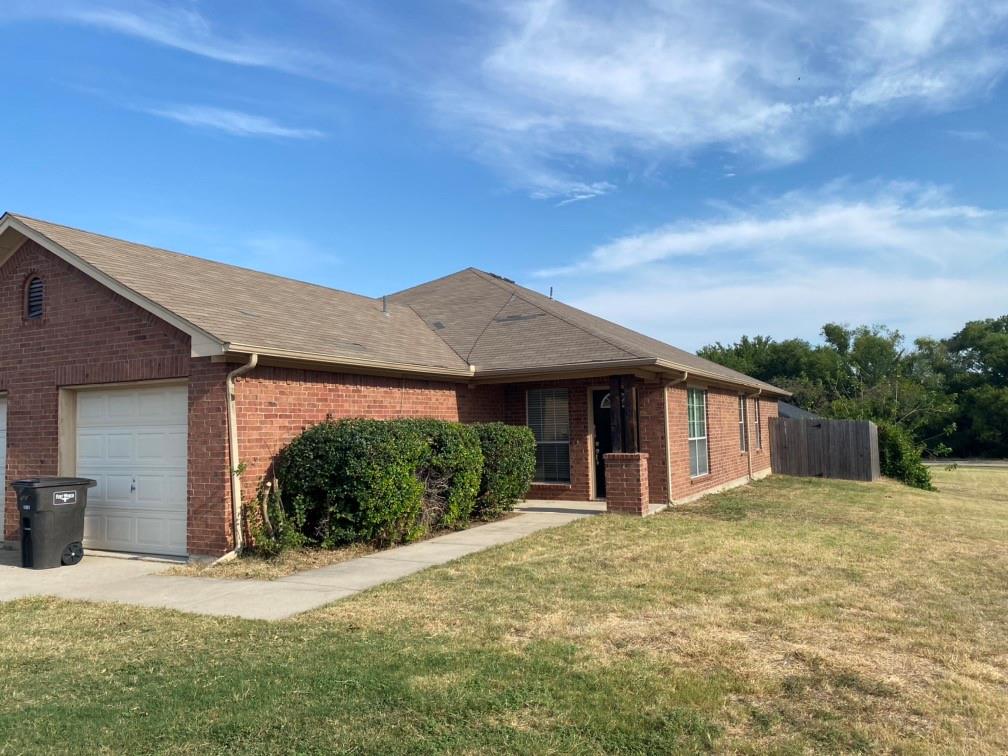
[701,322,957,455]
[941,316,1008,456]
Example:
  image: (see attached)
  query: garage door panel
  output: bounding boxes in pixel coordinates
[136,515,186,549]
[167,474,187,503]
[77,433,106,464]
[138,389,187,420]
[104,474,136,503]
[77,385,188,556]
[107,433,134,462]
[77,392,108,422]
[107,392,139,420]
[166,431,187,461]
[106,515,133,543]
[135,475,164,504]
[136,431,187,464]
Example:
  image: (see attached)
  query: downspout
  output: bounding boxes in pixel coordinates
[214,352,259,565]
[745,389,762,481]
[663,371,688,504]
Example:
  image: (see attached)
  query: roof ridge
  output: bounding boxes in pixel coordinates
[386,266,481,299]
[468,268,642,362]
[400,301,472,366]
[467,292,517,365]
[11,213,383,307]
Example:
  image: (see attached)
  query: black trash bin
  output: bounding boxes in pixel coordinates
[12,477,97,569]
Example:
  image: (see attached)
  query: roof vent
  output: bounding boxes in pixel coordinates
[494,313,543,323]
[486,272,516,284]
[432,321,445,330]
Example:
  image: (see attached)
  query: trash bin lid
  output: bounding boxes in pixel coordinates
[11,477,97,489]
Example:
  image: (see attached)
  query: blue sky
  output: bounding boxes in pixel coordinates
[2,1,1007,350]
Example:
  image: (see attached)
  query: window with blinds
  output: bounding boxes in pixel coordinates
[688,388,709,477]
[527,388,570,483]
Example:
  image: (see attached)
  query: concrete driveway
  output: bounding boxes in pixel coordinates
[0,500,602,621]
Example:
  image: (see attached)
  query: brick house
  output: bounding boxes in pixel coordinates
[0,213,788,558]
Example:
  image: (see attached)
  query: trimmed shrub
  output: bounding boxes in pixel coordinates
[877,421,935,491]
[276,419,427,547]
[409,419,484,530]
[473,422,537,518]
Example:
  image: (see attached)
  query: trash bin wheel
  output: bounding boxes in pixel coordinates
[61,542,84,566]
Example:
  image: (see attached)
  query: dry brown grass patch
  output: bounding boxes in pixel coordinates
[165,544,375,580]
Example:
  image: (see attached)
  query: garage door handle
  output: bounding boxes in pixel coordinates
[131,479,136,493]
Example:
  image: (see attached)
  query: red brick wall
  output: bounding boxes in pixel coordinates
[637,382,670,504]
[187,359,232,555]
[667,384,776,501]
[0,240,200,542]
[604,452,650,515]
[0,240,240,556]
[232,365,504,503]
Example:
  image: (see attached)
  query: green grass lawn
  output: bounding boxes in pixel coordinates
[2,468,1006,754]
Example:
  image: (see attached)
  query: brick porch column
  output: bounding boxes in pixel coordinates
[604,452,651,516]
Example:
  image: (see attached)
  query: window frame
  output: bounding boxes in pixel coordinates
[24,276,44,320]
[753,397,762,450]
[687,388,710,478]
[526,388,571,484]
[738,394,748,452]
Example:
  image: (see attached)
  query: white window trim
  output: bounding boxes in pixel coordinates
[738,394,748,453]
[753,397,762,450]
[687,388,710,478]
[526,388,571,484]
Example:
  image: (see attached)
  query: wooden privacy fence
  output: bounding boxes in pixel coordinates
[769,417,880,482]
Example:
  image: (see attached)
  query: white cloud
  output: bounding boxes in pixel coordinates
[541,181,1008,274]
[530,181,1008,347]
[6,0,386,86]
[432,0,1008,198]
[143,104,324,139]
[10,1,1008,201]
[562,267,1008,350]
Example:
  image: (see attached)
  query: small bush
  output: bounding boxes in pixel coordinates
[877,421,935,491]
[245,476,305,558]
[473,422,536,518]
[410,419,484,530]
[276,419,427,547]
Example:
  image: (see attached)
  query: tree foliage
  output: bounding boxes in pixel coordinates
[699,315,1008,460]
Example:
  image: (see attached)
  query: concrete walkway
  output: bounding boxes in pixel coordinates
[0,500,602,621]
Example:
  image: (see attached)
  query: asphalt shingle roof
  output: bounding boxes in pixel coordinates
[10,214,469,373]
[5,213,788,393]
[391,268,787,393]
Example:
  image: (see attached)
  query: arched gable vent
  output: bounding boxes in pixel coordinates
[25,276,44,319]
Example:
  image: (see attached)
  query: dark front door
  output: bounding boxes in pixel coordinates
[592,389,613,498]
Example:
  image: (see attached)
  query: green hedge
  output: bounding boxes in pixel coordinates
[275,419,427,547]
[473,422,536,518]
[411,419,484,529]
[877,421,935,491]
[272,418,531,549]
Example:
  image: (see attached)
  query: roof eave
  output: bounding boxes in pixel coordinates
[653,358,791,396]
[222,343,476,380]
[469,358,662,384]
[0,213,227,358]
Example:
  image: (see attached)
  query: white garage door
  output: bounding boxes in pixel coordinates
[77,385,188,556]
[0,398,6,538]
